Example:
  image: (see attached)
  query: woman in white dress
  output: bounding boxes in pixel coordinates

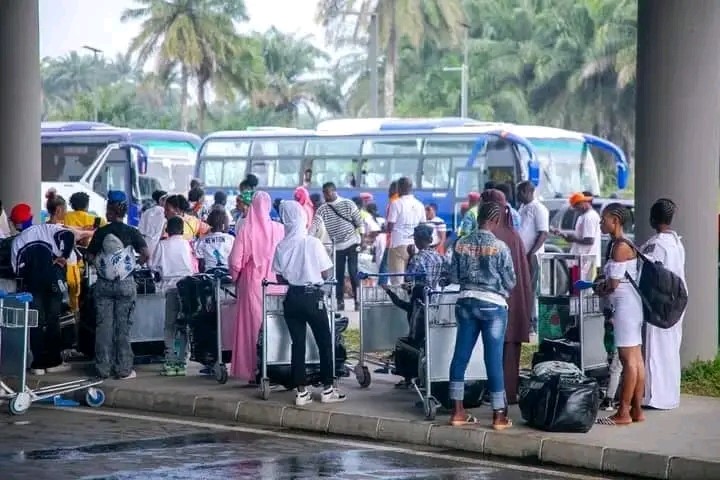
[594,203,645,425]
[641,198,685,410]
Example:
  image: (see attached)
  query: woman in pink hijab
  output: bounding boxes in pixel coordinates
[229,191,285,382]
[293,186,314,228]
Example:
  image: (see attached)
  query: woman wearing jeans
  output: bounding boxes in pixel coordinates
[447,201,516,429]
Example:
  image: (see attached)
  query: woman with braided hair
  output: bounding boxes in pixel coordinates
[641,198,685,410]
[481,188,533,405]
[448,200,516,429]
[594,202,644,425]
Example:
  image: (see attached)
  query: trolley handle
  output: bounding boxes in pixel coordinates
[0,291,33,303]
[356,272,425,280]
[261,279,337,287]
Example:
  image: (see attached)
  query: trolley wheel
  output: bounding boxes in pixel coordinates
[424,398,438,421]
[260,378,271,400]
[354,365,371,388]
[84,387,106,408]
[215,364,228,384]
[9,392,31,415]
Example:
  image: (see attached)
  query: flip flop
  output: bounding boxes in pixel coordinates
[492,418,513,431]
[450,414,480,427]
[596,416,632,426]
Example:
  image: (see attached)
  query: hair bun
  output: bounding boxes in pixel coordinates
[45,188,57,200]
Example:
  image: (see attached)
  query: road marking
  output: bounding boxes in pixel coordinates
[57,407,607,480]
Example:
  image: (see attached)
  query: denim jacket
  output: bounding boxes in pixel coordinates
[449,229,516,297]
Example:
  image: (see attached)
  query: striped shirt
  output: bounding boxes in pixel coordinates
[312,197,362,250]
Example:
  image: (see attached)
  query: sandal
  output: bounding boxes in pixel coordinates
[596,415,632,426]
[450,414,479,427]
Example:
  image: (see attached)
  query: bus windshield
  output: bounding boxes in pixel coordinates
[530,138,601,198]
[146,161,195,194]
[42,143,108,182]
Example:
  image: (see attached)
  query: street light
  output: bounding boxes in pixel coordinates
[339,11,380,117]
[82,45,103,122]
[442,24,470,118]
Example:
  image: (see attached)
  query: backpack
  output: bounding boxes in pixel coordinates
[94,234,136,281]
[611,238,688,329]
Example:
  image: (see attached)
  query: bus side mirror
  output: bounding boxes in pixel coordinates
[617,164,628,189]
[528,160,540,186]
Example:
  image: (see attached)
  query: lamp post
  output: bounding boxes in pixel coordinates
[442,24,470,118]
[340,11,380,117]
[82,45,103,122]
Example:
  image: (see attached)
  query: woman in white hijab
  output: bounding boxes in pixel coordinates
[641,198,686,410]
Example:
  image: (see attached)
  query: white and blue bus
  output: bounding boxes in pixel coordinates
[195,118,629,228]
[41,122,201,225]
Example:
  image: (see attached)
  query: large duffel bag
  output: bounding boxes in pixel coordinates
[519,361,600,433]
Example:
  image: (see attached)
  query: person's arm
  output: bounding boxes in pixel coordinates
[448,244,460,285]
[438,221,447,246]
[601,241,634,294]
[53,229,75,261]
[386,201,398,236]
[528,205,549,257]
[130,228,150,265]
[499,246,517,294]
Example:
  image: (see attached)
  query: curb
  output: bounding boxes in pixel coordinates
[36,379,720,480]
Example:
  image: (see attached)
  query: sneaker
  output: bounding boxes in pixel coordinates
[600,398,615,411]
[119,370,137,380]
[174,364,186,376]
[295,390,313,406]
[30,368,46,376]
[46,363,71,374]
[160,363,177,376]
[320,387,346,403]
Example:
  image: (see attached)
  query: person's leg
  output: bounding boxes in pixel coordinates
[631,347,646,422]
[346,244,359,305]
[479,303,511,428]
[377,249,390,286]
[305,292,344,402]
[67,263,81,313]
[335,247,348,307]
[387,246,404,285]
[502,342,521,404]
[28,288,48,371]
[93,280,114,378]
[113,278,137,379]
[43,290,65,369]
[612,346,636,424]
[448,298,482,424]
[162,288,182,375]
[283,291,310,402]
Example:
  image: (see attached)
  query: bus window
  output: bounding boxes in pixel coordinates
[250,158,302,187]
[251,139,305,157]
[362,157,418,187]
[306,138,362,156]
[421,157,467,189]
[222,160,248,188]
[199,160,223,186]
[93,161,128,199]
[201,139,251,156]
[41,143,107,182]
[362,137,420,155]
[309,158,356,188]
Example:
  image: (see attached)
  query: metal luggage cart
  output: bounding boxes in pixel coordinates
[412,288,487,420]
[258,281,337,400]
[204,269,233,384]
[353,273,419,388]
[0,291,105,415]
[537,253,607,373]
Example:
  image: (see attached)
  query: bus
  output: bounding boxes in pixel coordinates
[41,122,201,224]
[195,119,539,228]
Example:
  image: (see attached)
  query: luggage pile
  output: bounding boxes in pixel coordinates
[519,361,600,433]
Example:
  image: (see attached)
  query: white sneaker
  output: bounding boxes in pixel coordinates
[46,363,71,374]
[119,370,137,380]
[30,369,46,376]
[320,387,346,403]
[295,390,313,406]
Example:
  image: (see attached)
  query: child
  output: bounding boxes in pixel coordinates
[196,209,234,272]
[151,216,198,376]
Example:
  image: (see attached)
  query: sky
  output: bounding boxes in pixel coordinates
[39,0,329,60]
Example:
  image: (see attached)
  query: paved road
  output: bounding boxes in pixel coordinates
[0,407,616,480]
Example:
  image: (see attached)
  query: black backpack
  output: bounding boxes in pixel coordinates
[610,238,687,329]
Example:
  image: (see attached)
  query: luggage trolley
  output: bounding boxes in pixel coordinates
[354,273,419,388]
[536,253,608,374]
[258,280,337,400]
[411,287,487,420]
[0,291,105,415]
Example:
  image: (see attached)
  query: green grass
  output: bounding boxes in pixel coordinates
[681,355,720,397]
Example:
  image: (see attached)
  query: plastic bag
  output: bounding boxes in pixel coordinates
[520,361,600,433]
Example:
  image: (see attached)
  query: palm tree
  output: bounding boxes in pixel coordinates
[121,0,254,132]
[317,0,466,116]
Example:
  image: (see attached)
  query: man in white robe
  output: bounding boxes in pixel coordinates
[640,198,686,410]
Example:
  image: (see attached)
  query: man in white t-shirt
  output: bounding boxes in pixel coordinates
[386,177,425,285]
[552,192,601,279]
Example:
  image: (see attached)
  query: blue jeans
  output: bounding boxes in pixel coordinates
[377,249,389,286]
[449,298,508,410]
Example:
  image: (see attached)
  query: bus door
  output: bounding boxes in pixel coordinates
[454,168,484,231]
[80,143,147,226]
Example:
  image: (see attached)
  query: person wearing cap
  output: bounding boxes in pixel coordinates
[551,192,601,278]
[86,191,150,380]
[457,192,481,238]
[10,202,76,375]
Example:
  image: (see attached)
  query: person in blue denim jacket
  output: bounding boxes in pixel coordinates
[447,201,516,429]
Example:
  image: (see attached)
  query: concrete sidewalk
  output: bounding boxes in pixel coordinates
[27,365,720,480]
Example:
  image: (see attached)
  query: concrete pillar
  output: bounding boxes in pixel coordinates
[635,0,720,365]
[0,0,41,218]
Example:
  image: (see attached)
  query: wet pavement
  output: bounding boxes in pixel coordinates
[0,407,610,480]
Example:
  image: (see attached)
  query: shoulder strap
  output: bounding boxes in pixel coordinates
[93,216,102,229]
[326,202,357,227]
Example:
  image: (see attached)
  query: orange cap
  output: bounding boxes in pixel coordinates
[569,192,592,206]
